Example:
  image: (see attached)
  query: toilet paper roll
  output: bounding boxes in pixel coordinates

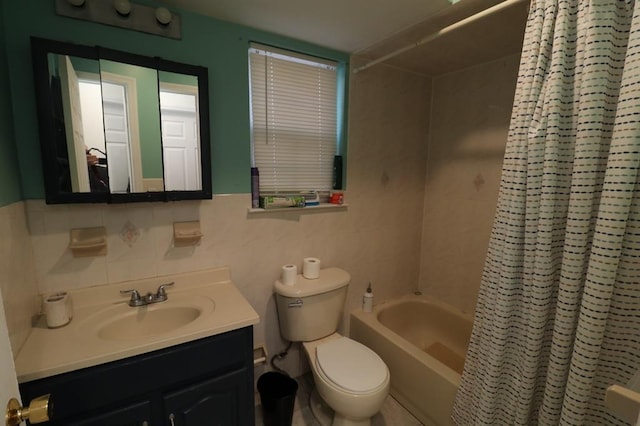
[281,264,297,286]
[43,292,73,328]
[302,257,321,279]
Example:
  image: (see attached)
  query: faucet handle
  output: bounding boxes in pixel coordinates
[156,282,174,299]
[120,289,142,306]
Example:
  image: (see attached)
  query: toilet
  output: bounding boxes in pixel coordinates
[274,267,390,426]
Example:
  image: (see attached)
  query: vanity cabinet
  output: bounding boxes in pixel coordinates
[164,369,248,425]
[19,327,254,426]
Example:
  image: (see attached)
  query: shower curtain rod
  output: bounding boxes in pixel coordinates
[352,0,528,74]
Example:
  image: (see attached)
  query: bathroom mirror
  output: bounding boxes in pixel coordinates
[30,37,211,203]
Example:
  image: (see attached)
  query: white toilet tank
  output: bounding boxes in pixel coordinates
[274,267,350,342]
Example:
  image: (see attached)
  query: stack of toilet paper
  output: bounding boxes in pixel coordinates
[280,257,321,286]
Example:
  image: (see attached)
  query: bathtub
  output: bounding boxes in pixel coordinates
[350,294,473,426]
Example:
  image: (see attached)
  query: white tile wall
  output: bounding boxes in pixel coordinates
[0,202,39,356]
[419,54,521,314]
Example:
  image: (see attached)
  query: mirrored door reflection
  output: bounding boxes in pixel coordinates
[100,80,131,193]
[158,71,201,191]
[100,59,163,193]
[49,53,107,193]
[78,77,109,193]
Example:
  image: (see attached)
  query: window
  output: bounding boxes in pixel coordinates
[249,43,340,193]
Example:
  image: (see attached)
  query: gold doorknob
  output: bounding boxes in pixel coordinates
[5,394,51,426]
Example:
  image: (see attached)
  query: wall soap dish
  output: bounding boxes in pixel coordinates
[69,227,107,257]
[173,221,202,247]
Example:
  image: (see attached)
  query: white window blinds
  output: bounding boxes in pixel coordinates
[249,43,338,193]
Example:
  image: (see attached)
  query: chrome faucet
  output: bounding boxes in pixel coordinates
[120,282,174,307]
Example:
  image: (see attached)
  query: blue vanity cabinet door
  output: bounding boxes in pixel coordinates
[65,401,152,426]
[163,368,251,426]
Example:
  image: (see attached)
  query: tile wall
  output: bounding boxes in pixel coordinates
[12,58,431,376]
[0,201,39,356]
[419,53,521,314]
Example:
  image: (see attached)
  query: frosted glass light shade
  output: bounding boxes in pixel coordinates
[113,0,131,16]
[156,7,172,25]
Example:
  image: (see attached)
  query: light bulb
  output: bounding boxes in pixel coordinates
[113,0,131,16]
[155,7,172,25]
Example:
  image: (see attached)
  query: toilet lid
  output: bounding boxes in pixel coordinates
[316,337,388,393]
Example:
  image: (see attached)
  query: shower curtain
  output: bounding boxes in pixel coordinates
[452,0,640,425]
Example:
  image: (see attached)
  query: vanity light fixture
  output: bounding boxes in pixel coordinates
[156,7,172,25]
[55,0,181,39]
[113,0,131,16]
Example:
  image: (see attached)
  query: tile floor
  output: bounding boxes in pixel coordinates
[255,374,423,425]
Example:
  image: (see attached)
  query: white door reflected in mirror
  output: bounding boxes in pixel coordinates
[101,81,137,193]
[160,84,201,191]
[59,55,91,192]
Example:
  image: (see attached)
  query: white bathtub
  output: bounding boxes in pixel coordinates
[350,294,473,426]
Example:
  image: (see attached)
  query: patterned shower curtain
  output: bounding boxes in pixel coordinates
[452,0,640,425]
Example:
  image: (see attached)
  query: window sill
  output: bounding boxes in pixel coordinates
[247,203,348,215]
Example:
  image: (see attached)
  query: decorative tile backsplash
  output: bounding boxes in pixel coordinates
[119,221,140,248]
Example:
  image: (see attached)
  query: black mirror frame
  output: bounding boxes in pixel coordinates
[30,37,212,204]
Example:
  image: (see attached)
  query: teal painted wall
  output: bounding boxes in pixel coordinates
[159,71,198,87]
[0,2,22,206]
[102,60,163,179]
[3,0,349,198]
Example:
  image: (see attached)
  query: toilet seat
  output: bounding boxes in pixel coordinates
[315,337,388,395]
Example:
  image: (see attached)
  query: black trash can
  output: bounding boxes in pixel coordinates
[257,372,298,426]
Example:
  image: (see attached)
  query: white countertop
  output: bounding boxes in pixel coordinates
[15,267,259,383]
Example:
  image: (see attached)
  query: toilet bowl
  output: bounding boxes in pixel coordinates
[273,267,390,425]
[303,333,390,426]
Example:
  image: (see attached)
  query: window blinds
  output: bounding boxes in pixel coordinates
[249,44,338,193]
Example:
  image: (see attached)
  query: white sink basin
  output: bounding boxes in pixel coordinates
[76,296,216,341]
[98,305,202,340]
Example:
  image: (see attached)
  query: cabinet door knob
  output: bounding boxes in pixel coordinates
[169,413,176,426]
